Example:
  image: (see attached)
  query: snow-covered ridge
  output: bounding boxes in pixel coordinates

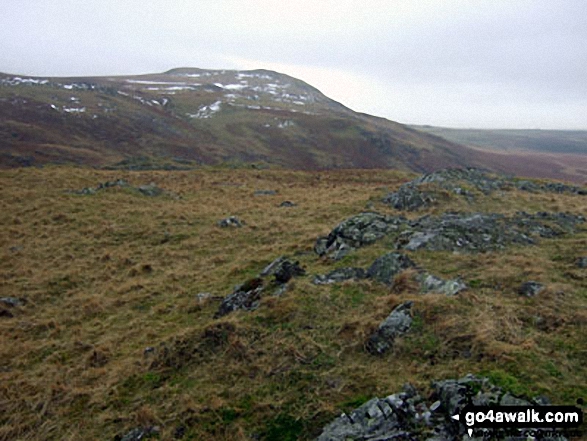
[1,77,49,86]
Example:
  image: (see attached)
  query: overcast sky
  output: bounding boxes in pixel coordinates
[1,0,586,129]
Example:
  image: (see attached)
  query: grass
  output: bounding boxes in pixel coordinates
[0,166,586,440]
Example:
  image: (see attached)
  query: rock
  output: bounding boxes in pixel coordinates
[317,209,584,257]
[273,260,305,284]
[119,426,160,441]
[0,297,26,307]
[254,189,277,196]
[217,216,244,228]
[260,256,288,277]
[196,292,212,303]
[137,183,164,197]
[417,273,467,296]
[0,308,14,318]
[518,281,544,297]
[214,278,264,318]
[279,200,296,207]
[366,301,413,355]
[313,267,367,285]
[576,257,587,268]
[366,252,415,285]
[383,168,587,211]
[316,374,569,441]
[314,212,407,259]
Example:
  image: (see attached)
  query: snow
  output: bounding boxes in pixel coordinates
[1,77,49,86]
[63,107,86,113]
[187,100,222,119]
[126,80,188,85]
[223,83,248,91]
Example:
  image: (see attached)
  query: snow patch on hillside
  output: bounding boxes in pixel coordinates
[187,101,222,119]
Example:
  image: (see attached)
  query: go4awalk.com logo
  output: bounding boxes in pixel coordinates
[452,405,583,438]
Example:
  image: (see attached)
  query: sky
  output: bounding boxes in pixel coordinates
[1,0,586,129]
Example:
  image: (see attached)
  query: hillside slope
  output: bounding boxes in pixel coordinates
[0,69,475,171]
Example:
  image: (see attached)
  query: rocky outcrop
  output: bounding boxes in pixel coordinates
[313,267,367,285]
[416,273,467,296]
[71,179,166,197]
[383,168,586,211]
[316,211,584,258]
[366,301,413,355]
[214,278,264,318]
[314,212,408,259]
[316,374,567,441]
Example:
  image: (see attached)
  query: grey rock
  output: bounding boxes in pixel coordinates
[518,281,544,297]
[260,256,288,277]
[137,183,164,197]
[196,292,212,303]
[214,278,264,318]
[0,297,26,307]
[273,260,305,284]
[576,257,587,268]
[417,273,467,296]
[366,252,415,285]
[217,216,244,228]
[314,212,407,259]
[383,168,587,211]
[254,189,277,196]
[313,267,367,285]
[316,374,568,441]
[500,392,531,406]
[366,301,413,355]
[279,200,296,207]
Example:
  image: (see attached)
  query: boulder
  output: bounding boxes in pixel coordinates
[417,273,467,296]
[0,297,26,307]
[217,216,244,228]
[366,301,413,355]
[576,257,587,268]
[214,278,264,318]
[366,252,415,285]
[313,267,367,285]
[518,281,544,297]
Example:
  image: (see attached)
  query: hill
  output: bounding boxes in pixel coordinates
[410,125,587,184]
[0,68,477,172]
[1,166,585,439]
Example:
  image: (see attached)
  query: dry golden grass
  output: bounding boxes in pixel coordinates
[0,166,586,440]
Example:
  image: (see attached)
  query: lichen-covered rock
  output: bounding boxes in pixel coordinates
[273,260,305,284]
[518,281,544,297]
[315,374,568,441]
[366,252,415,285]
[137,183,164,197]
[313,267,367,285]
[417,273,467,296]
[0,297,26,307]
[383,168,586,211]
[366,301,413,355]
[214,278,264,318]
[314,212,407,259]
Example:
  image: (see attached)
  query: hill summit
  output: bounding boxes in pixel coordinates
[1,68,476,171]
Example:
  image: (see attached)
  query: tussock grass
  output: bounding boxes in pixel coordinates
[0,166,585,440]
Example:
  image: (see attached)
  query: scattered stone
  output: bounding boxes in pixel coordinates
[0,297,26,307]
[366,252,415,285]
[196,292,212,303]
[214,278,264,318]
[217,216,244,228]
[260,256,288,277]
[576,257,587,268]
[119,426,160,441]
[254,189,277,196]
[417,273,467,296]
[316,374,568,441]
[366,301,413,355]
[279,200,296,207]
[518,281,545,297]
[137,183,164,197]
[313,267,367,285]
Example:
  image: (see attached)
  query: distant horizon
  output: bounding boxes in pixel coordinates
[2,65,587,133]
[1,0,585,131]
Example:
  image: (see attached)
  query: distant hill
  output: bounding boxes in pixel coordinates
[410,125,587,154]
[410,125,587,184]
[0,68,474,172]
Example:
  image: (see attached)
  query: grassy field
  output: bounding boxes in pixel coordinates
[1,166,586,440]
